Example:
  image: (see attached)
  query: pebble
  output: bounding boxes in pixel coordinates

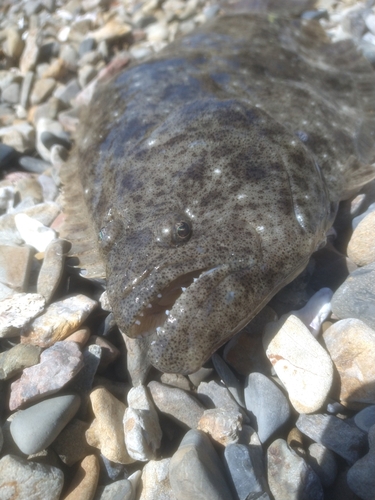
[263,314,334,413]
[94,477,136,500]
[291,287,333,336]
[0,143,16,169]
[19,71,35,108]
[123,385,162,461]
[197,407,243,446]
[0,454,64,500]
[0,122,35,152]
[160,372,192,391]
[65,326,91,346]
[30,78,57,106]
[9,341,83,410]
[3,27,24,60]
[139,459,175,500]
[267,438,324,500]
[37,238,70,302]
[211,353,245,407]
[307,442,338,488]
[224,442,268,499]
[197,380,245,417]
[169,429,234,500]
[85,386,135,464]
[296,413,367,464]
[20,294,97,347]
[36,117,71,162]
[244,372,291,443]
[87,335,120,372]
[18,155,51,173]
[2,82,21,104]
[323,319,375,408]
[0,244,34,292]
[64,454,100,500]
[347,210,375,265]
[52,418,93,465]
[0,343,42,380]
[354,405,375,433]
[347,424,375,500]
[331,262,375,330]
[89,18,132,43]
[14,212,56,252]
[24,201,61,226]
[148,380,205,429]
[10,393,80,454]
[0,292,45,338]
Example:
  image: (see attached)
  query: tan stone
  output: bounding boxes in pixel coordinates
[64,454,99,500]
[347,211,375,266]
[197,408,242,446]
[65,327,91,347]
[323,319,375,409]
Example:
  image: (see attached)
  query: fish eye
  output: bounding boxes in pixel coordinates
[156,214,192,247]
[174,221,191,241]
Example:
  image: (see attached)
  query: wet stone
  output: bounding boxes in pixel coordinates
[148,380,205,429]
[0,454,63,500]
[354,405,375,433]
[9,341,83,410]
[0,244,34,292]
[296,413,367,464]
[197,407,243,446]
[331,262,375,330]
[37,239,70,302]
[323,319,375,408]
[21,294,97,348]
[307,443,338,488]
[64,454,100,500]
[244,372,291,443]
[0,292,45,338]
[0,343,42,380]
[267,438,324,500]
[347,424,375,500]
[10,394,80,455]
[139,458,175,500]
[169,429,234,500]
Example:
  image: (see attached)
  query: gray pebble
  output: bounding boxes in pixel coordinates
[354,405,375,433]
[212,353,245,407]
[331,262,375,330]
[94,478,134,500]
[18,155,51,173]
[347,424,375,500]
[268,438,323,500]
[2,82,21,104]
[244,372,291,443]
[296,413,367,464]
[79,37,96,57]
[20,71,34,108]
[10,394,81,455]
[169,429,234,500]
[307,443,338,487]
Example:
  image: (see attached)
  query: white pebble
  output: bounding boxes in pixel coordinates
[14,213,56,252]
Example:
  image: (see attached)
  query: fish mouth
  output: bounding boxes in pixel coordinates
[127,267,212,339]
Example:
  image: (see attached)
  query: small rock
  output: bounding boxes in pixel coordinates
[160,372,192,391]
[307,443,338,488]
[291,287,333,336]
[65,326,91,346]
[37,239,70,302]
[2,82,20,104]
[267,438,324,500]
[14,213,56,252]
[10,394,80,454]
[20,71,34,108]
[21,294,97,347]
[24,201,60,226]
[89,18,132,43]
[354,405,375,433]
[78,63,97,88]
[198,407,243,446]
[0,343,42,380]
[18,155,51,173]
[4,27,24,60]
[211,353,245,407]
[0,122,35,153]
[169,429,234,500]
[148,380,205,429]
[87,335,120,372]
[139,459,175,500]
[331,262,375,330]
[0,454,63,499]
[0,292,45,338]
[244,372,291,443]
[347,210,375,266]
[263,314,334,413]
[94,478,136,500]
[0,143,17,169]
[296,413,367,464]
[86,386,135,464]
[36,118,71,162]
[123,385,162,461]
[52,418,93,465]
[54,78,81,105]
[197,379,249,423]
[323,319,375,408]
[0,244,34,292]
[9,341,83,410]
[30,78,57,105]
[64,454,99,500]
[347,424,375,500]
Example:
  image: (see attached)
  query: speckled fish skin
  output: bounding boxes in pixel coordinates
[66,13,375,374]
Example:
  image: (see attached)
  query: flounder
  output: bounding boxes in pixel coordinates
[62,10,375,375]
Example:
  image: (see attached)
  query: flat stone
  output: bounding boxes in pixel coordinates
[198,407,243,446]
[354,405,375,433]
[224,443,268,500]
[123,385,162,461]
[64,454,99,500]
[323,319,375,408]
[0,292,45,338]
[139,459,175,500]
[307,443,338,488]
[9,341,83,410]
[148,380,205,429]
[267,438,324,500]
[331,262,375,330]
[14,213,56,252]
[52,418,93,465]
[86,386,134,464]
[347,210,375,266]
[37,239,70,302]
[263,314,334,413]
[0,244,34,292]
[296,413,367,464]
[244,372,291,443]
[10,394,80,455]
[347,424,375,500]
[94,478,135,500]
[0,454,63,499]
[18,155,50,173]
[0,343,42,380]
[21,294,97,347]
[169,429,234,500]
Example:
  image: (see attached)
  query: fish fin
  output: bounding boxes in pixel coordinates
[59,155,106,280]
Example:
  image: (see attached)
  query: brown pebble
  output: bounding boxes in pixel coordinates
[63,454,99,500]
[65,327,91,347]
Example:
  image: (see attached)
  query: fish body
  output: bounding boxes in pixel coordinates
[63,13,375,374]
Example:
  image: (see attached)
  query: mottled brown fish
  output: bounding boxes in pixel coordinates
[62,12,375,375]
